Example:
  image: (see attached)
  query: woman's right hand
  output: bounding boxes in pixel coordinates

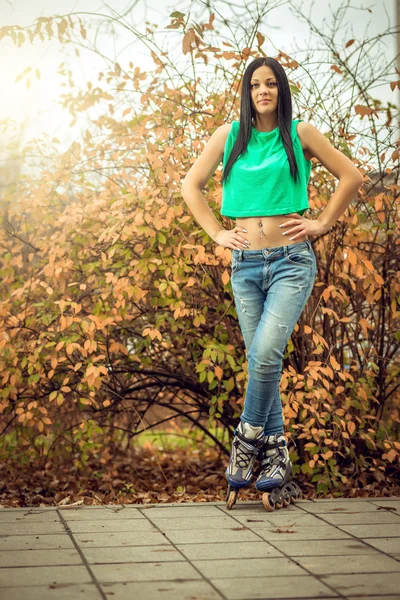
[214,226,250,249]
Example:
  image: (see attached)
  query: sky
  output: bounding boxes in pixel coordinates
[0,0,397,149]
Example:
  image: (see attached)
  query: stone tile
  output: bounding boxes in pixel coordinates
[363,537,400,554]
[0,521,65,535]
[218,503,304,515]
[338,524,400,538]
[346,597,400,600]
[176,541,283,561]
[73,530,170,547]
[211,574,337,599]
[0,583,103,600]
[135,506,226,518]
[61,507,145,520]
[298,501,381,514]
[91,561,201,583]
[82,545,183,564]
[136,501,256,507]
[144,515,238,530]
[295,498,384,502]
[233,513,326,527]
[0,549,82,567]
[0,534,74,551]
[163,527,261,545]
[270,539,376,556]
[0,507,58,512]
[67,518,156,534]
[0,565,91,587]
[323,572,400,596]
[99,579,222,599]
[294,553,400,575]
[369,500,400,510]
[319,511,400,525]
[0,510,61,523]
[257,524,352,541]
[192,557,306,578]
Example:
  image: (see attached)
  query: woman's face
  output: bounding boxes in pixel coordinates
[249,65,278,118]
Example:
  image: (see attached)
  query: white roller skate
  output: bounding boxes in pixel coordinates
[255,433,302,511]
[225,420,264,509]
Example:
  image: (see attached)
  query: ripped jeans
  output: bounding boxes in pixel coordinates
[231,238,317,436]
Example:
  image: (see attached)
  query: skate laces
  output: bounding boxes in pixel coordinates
[235,441,258,469]
[233,430,263,470]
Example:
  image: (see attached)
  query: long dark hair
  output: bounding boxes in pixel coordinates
[222,57,300,184]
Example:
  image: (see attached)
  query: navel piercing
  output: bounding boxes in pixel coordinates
[258,218,264,238]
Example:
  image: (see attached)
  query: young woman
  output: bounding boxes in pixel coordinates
[181,57,363,510]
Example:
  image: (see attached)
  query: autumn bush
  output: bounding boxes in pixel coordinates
[0,4,399,502]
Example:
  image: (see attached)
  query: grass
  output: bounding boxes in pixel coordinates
[133,426,231,451]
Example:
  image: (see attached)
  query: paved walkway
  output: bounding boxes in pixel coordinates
[0,497,399,599]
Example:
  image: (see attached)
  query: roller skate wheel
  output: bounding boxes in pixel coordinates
[262,492,275,512]
[275,501,283,510]
[282,494,291,508]
[292,484,302,502]
[226,488,238,510]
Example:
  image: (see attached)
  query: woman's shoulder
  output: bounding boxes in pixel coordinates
[219,121,239,134]
[215,121,239,146]
[292,119,313,140]
[294,119,314,134]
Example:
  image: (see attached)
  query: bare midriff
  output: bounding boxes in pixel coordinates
[234,214,307,250]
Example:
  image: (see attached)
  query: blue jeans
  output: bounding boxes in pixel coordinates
[231,238,317,436]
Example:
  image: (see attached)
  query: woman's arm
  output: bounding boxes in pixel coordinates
[181,124,251,251]
[280,122,364,241]
[299,122,364,233]
[181,124,230,242]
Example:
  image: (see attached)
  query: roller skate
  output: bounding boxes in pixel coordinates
[255,433,302,511]
[225,420,265,510]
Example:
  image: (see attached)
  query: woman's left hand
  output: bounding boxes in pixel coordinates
[279,213,328,241]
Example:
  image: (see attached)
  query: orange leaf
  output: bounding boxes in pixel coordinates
[256,32,265,46]
[182,30,195,54]
[347,421,356,435]
[329,355,340,370]
[214,366,223,380]
[221,269,230,286]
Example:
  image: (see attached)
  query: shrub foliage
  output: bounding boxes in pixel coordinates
[0,5,399,498]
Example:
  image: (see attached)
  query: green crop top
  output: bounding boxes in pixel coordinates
[221,119,312,219]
